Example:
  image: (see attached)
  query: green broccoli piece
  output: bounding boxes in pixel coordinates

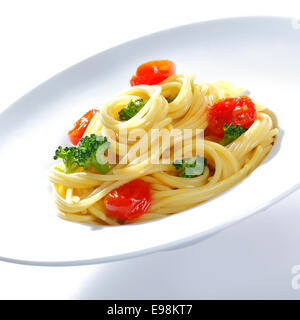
[166,94,177,103]
[53,134,110,174]
[173,155,207,178]
[118,99,147,121]
[219,123,247,146]
[76,134,110,173]
[54,146,79,174]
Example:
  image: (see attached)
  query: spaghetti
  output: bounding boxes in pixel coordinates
[48,62,278,226]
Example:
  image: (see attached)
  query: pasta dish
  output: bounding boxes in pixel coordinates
[48,60,278,225]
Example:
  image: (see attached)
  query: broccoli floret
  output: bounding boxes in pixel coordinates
[173,155,207,178]
[166,94,177,103]
[54,134,110,174]
[54,146,79,174]
[219,123,247,146]
[118,99,147,121]
[76,134,110,173]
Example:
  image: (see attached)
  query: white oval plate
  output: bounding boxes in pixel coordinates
[0,16,299,266]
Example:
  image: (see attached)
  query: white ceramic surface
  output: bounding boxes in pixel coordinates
[0,16,299,266]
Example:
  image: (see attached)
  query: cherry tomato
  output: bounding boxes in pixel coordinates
[104,179,151,220]
[68,109,99,145]
[207,96,256,137]
[130,60,176,86]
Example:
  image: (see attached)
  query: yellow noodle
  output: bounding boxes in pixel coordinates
[48,74,278,225]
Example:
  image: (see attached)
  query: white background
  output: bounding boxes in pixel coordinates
[0,0,300,299]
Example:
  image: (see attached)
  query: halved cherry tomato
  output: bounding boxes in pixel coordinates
[130,60,176,86]
[68,109,99,145]
[104,179,151,220]
[207,96,256,137]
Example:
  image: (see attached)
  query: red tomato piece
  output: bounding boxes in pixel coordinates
[68,109,99,145]
[130,60,176,86]
[104,179,151,220]
[207,96,256,137]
